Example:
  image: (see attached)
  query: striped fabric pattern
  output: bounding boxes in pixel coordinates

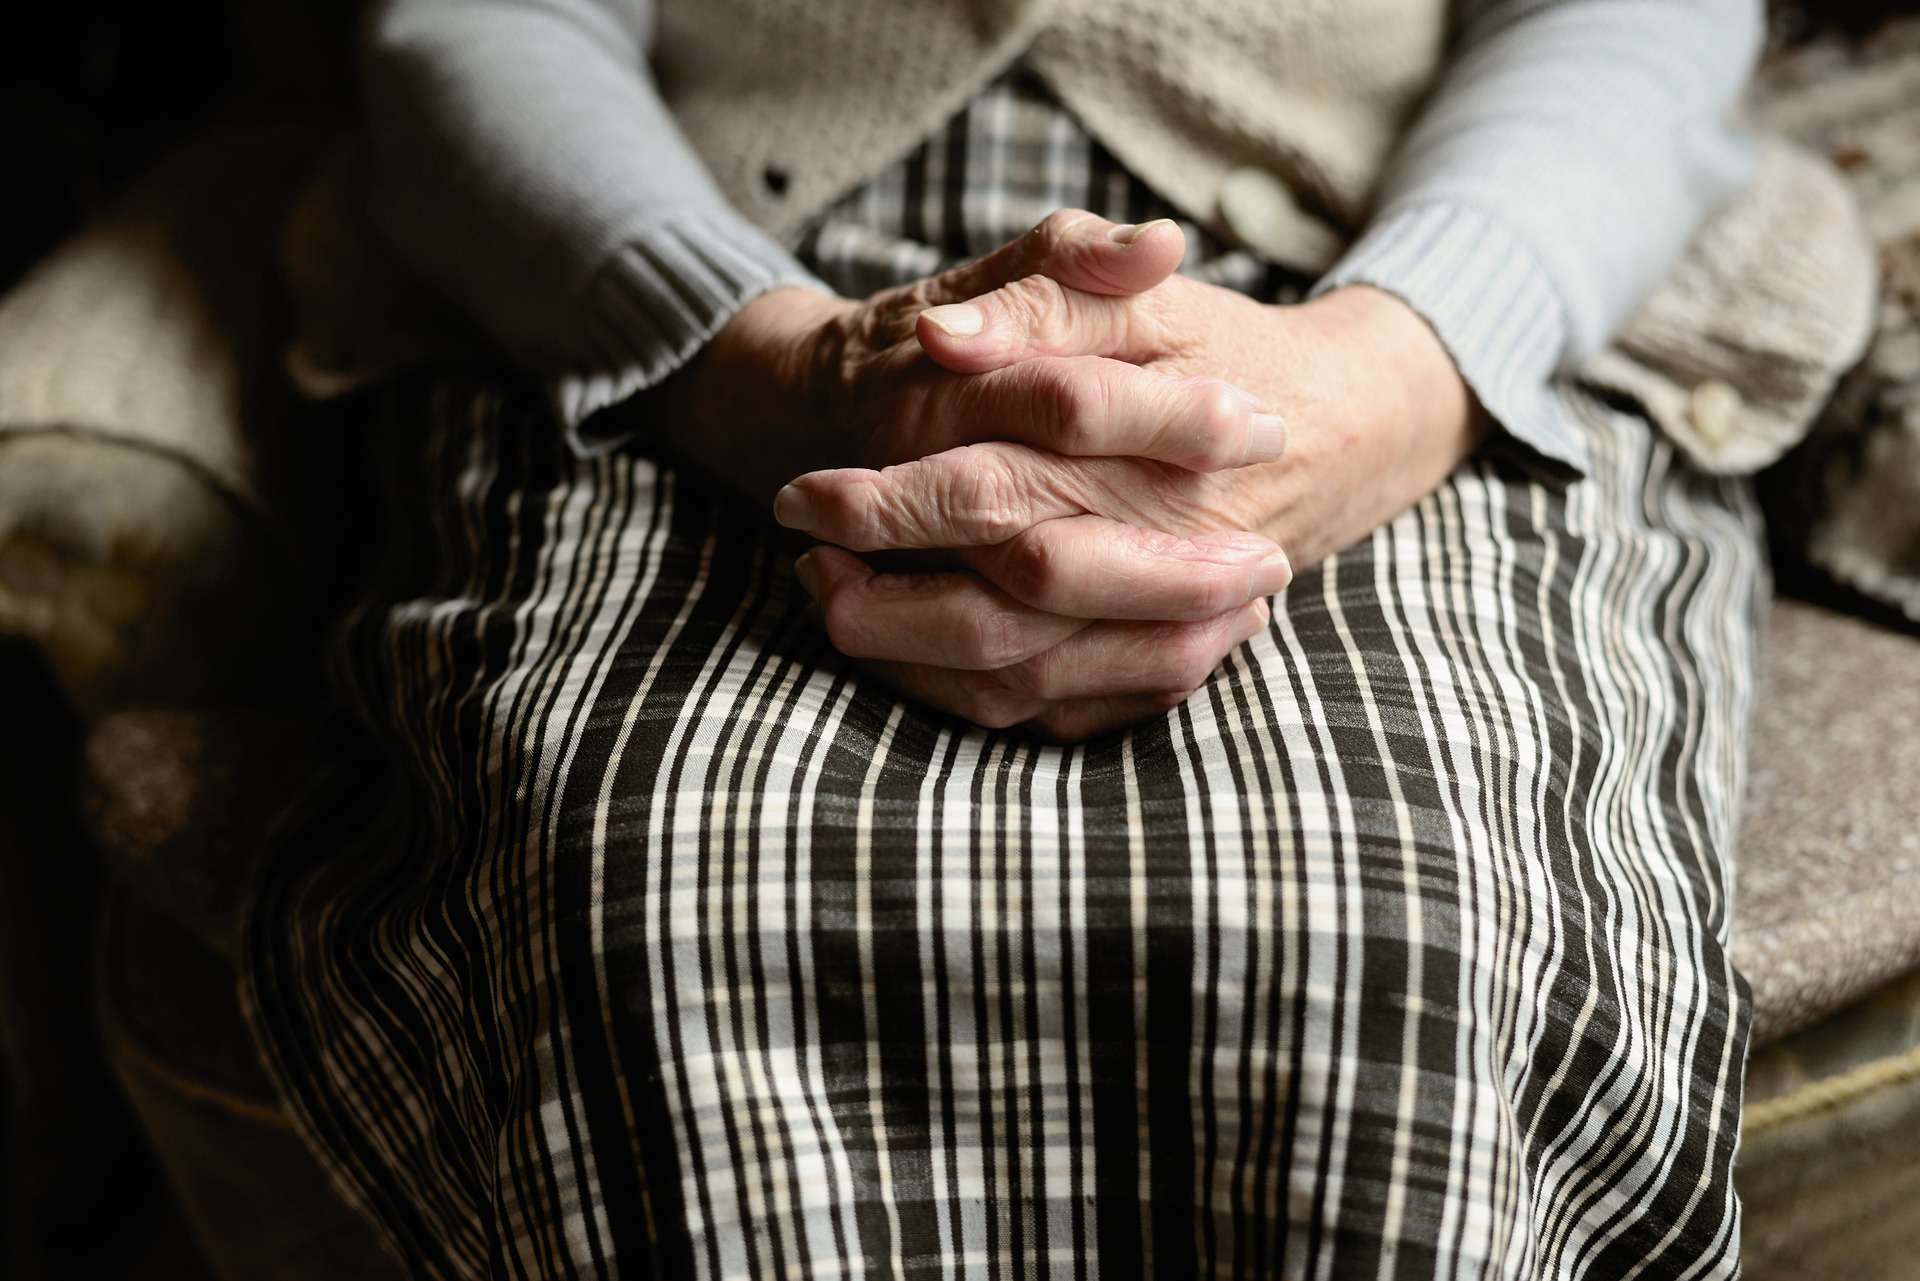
[242,75,1765,1280]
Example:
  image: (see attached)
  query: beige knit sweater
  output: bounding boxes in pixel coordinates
[663,0,1441,256]
[296,0,1878,475]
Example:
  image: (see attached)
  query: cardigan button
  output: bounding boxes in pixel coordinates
[1217,167,1344,274]
[1687,379,1743,445]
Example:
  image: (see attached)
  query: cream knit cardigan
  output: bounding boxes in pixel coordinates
[665,0,1438,257]
[296,0,1878,475]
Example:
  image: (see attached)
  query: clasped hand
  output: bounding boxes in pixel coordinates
[654,211,1481,741]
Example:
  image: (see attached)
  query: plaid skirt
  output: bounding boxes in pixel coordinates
[243,75,1765,1280]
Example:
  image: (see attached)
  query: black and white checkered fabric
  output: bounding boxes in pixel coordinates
[244,74,1764,1279]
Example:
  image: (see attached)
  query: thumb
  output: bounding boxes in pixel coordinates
[914,274,1163,374]
[921,209,1185,306]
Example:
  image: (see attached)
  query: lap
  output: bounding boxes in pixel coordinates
[244,374,1764,1280]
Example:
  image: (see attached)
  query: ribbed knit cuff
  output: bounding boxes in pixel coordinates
[559,206,830,456]
[1314,202,1586,474]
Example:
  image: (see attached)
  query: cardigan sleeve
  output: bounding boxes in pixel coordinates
[1313,0,1765,472]
[361,0,826,440]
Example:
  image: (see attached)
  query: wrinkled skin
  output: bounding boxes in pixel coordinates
[654,210,1483,740]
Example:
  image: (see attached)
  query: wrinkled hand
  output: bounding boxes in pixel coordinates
[792,542,1277,741]
[774,219,1485,740]
[654,211,1287,518]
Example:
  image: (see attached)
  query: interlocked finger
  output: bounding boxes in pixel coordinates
[795,545,1091,669]
[852,598,1268,735]
[962,514,1291,621]
[860,209,1187,347]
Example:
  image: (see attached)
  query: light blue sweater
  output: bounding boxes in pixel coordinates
[360,0,1765,471]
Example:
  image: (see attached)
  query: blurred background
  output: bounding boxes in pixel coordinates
[3,2,353,289]
[6,4,230,292]
[4,9,346,1279]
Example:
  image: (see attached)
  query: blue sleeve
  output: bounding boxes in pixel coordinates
[1314,0,1764,471]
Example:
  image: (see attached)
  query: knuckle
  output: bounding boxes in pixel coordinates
[814,478,883,550]
[999,526,1061,604]
[998,274,1068,336]
[856,286,924,350]
[1033,208,1091,257]
[939,447,1029,543]
[1190,380,1251,470]
[965,606,1030,672]
[1035,363,1103,454]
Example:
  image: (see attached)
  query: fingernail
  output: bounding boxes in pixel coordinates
[1251,549,1293,598]
[1247,412,1288,464]
[774,483,817,531]
[1108,218,1173,245]
[1252,597,1271,625]
[920,303,985,337]
[793,551,823,601]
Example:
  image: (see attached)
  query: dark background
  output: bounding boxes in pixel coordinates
[4,4,230,290]
[3,8,346,1276]
[2,1,355,293]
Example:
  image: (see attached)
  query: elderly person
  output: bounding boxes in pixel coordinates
[246,0,1862,1275]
